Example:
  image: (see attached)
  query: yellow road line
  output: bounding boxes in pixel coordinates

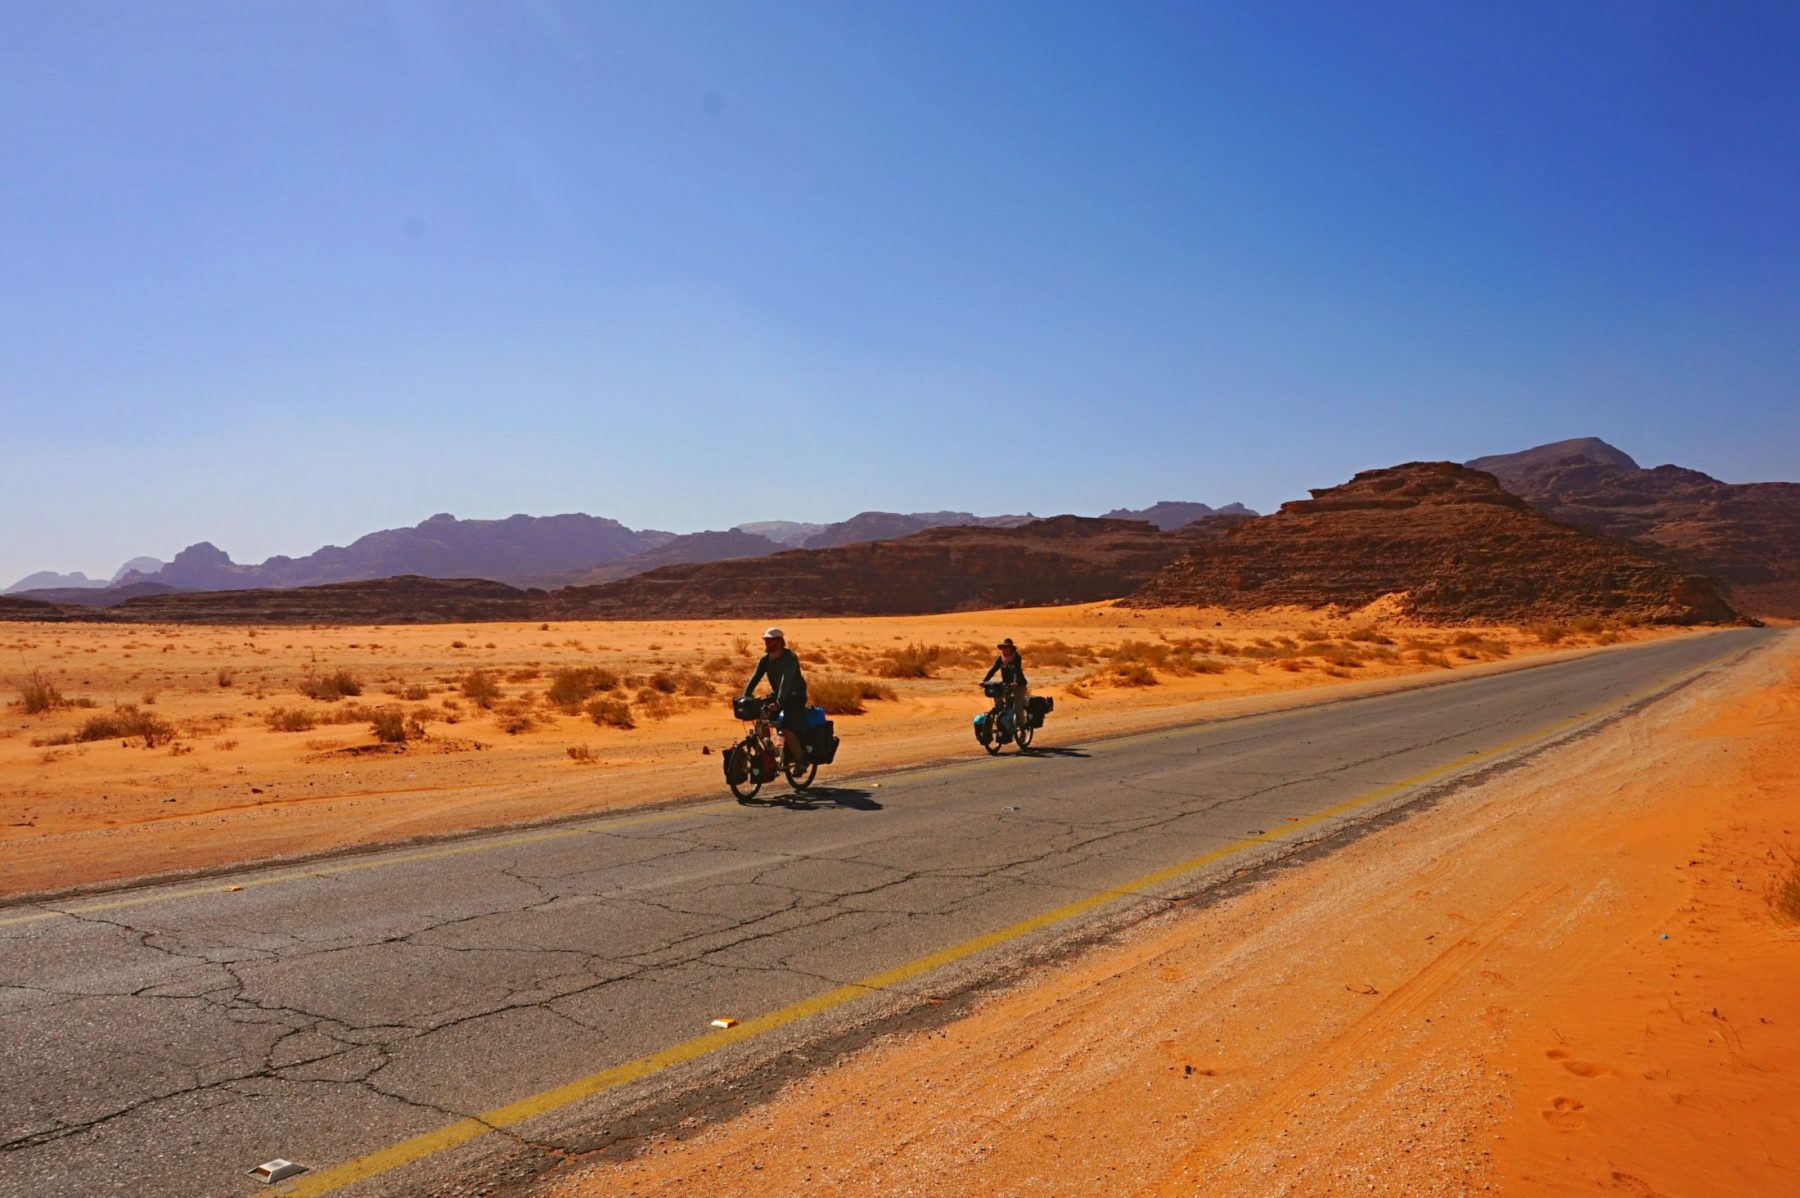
[276,661,1713,1196]
[0,801,734,930]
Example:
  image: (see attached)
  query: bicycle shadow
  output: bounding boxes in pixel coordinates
[773,786,884,812]
[1020,745,1090,759]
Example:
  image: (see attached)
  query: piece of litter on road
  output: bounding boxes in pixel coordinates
[249,1159,306,1183]
[1002,805,1020,812]
[225,885,244,892]
[710,1017,738,1029]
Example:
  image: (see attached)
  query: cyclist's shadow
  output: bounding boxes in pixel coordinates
[777,786,883,811]
[1020,745,1090,759]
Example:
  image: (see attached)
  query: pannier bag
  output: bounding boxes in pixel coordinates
[981,681,1009,699]
[1026,695,1054,728]
[723,744,750,786]
[973,712,993,745]
[732,696,763,720]
[805,718,839,765]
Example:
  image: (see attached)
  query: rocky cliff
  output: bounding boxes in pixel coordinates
[1126,462,1741,625]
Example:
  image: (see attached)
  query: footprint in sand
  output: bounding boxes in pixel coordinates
[1542,1096,1586,1130]
[1603,1171,1669,1196]
[1545,1048,1612,1077]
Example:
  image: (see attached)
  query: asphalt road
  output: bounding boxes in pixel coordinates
[0,628,1775,1197]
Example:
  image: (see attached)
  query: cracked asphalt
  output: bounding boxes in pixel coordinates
[0,629,1770,1198]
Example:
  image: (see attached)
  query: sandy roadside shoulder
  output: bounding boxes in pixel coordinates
[537,630,1799,1198]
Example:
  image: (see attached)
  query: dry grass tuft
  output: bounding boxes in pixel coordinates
[14,668,65,714]
[1769,852,1800,924]
[585,697,634,729]
[546,667,618,712]
[369,706,425,744]
[811,675,897,715]
[76,705,175,747]
[566,744,597,764]
[460,670,503,709]
[265,706,318,733]
[878,643,945,679]
[298,669,362,702]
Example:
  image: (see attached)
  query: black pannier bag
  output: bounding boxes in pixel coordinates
[732,696,763,720]
[1027,695,1054,728]
[723,744,750,786]
[806,719,839,765]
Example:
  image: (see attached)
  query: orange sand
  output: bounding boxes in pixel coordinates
[539,632,1797,1198]
[1,605,1665,898]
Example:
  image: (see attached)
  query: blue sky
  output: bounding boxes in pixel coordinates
[3,1,1797,583]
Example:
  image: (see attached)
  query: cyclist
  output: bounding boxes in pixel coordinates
[743,626,808,763]
[982,637,1030,733]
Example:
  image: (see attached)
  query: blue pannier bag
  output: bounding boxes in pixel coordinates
[973,712,992,745]
[777,705,829,730]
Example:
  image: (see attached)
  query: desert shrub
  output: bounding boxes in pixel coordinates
[1187,657,1229,674]
[298,669,362,701]
[1571,615,1605,634]
[545,666,618,711]
[216,668,235,688]
[633,689,673,720]
[401,683,430,701]
[265,706,318,733]
[1029,640,1090,668]
[76,705,175,747]
[1768,853,1800,924]
[1111,662,1159,687]
[31,732,76,746]
[1277,658,1307,672]
[1527,623,1567,645]
[1412,649,1452,669]
[647,671,678,694]
[494,700,538,735]
[584,697,634,729]
[566,744,597,763]
[734,636,752,657]
[506,667,541,683]
[1315,644,1366,668]
[369,706,425,744]
[1111,640,1171,668]
[460,670,503,709]
[1299,628,1330,643]
[14,669,65,714]
[811,675,898,715]
[1346,625,1393,644]
[702,655,737,677]
[877,643,945,679]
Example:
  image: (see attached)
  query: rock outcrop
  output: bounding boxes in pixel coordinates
[1126,462,1741,625]
[1470,440,1800,620]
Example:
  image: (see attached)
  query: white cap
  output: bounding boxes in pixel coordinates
[763,627,785,640]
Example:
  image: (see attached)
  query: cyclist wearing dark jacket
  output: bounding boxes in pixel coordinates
[743,626,807,759]
[983,638,1030,727]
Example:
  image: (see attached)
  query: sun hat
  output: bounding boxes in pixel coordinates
[763,627,785,640]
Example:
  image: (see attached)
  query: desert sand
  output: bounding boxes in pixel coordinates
[2,604,1664,899]
[538,631,1798,1198]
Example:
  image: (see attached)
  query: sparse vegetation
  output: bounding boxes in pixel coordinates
[545,666,619,711]
[878,642,945,679]
[265,706,319,733]
[369,706,425,744]
[75,705,175,747]
[1769,851,1800,924]
[811,675,898,715]
[217,668,235,688]
[584,697,634,729]
[460,670,503,709]
[298,669,362,701]
[566,744,597,764]
[14,668,65,714]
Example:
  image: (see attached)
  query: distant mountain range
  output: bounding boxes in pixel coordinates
[1466,438,1800,619]
[6,502,1253,602]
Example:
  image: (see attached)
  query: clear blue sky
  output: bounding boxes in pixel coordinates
[4,1,1797,583]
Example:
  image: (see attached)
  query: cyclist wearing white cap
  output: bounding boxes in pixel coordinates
[743,627,808,762]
